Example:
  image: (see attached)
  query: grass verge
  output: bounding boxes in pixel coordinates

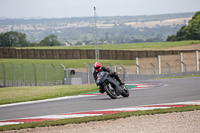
[17,40,200,50]
[0,105,200,131]
[0,84,97,105]
[0,59,136,68]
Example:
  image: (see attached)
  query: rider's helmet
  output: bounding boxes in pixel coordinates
[94,62,102,72]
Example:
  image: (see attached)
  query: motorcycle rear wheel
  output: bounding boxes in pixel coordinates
[104,83,117,99]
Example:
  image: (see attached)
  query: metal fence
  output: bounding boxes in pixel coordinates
[83,63,200,84]
[127,70,200,81]
[1,61,200,87]
[0,63,63,87]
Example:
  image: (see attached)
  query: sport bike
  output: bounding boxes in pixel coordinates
[96,71,129,99]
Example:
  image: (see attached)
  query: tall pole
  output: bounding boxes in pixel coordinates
[94,7,99,62]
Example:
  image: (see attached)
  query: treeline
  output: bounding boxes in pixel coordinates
[167,11,200,41]
[0,12,194,25]
[0,31,61,47]
[0,12,198,46]
[57,23,183,45]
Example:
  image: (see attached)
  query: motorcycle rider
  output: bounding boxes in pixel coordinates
[93,62,124,93]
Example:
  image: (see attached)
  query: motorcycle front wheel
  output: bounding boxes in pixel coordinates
[120,85,129,97]
[104,83,117,99]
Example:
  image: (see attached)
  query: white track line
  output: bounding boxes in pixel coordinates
[0,95,96,108]
[0,84,164,108]
[1,100,200,126]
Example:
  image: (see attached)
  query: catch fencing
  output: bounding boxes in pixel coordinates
[0,51,199,87]
[126,51,200,81]
[0,63,128,87]
[0,63,63,87]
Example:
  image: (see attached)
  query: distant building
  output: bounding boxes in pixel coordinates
[65,42,70,46]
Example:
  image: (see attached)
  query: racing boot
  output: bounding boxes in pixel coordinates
[119,81,125,86]
[114,73,125,86]
[99,86,105,93]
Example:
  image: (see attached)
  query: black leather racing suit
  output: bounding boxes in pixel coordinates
[93,66,112,82]
[93,66,123,93]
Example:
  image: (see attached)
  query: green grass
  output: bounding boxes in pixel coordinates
[0,105,200,131]
[0,84,97,105]
[17,40,200,50]
[0,59,136,69]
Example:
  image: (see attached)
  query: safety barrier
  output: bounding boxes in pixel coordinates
[0,48,197,60]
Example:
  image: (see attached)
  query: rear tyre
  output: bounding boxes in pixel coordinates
[104,83,117,99]
[120,85,129,97]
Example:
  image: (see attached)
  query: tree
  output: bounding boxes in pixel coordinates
[167,11,200,41]
[0,31,29,47]
[39,35,61,46]
[0,33,3,47]
[166,35,177,41]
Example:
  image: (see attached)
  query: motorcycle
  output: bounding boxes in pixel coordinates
[96,71,129,99]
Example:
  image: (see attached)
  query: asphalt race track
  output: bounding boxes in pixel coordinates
[0,77,200,121]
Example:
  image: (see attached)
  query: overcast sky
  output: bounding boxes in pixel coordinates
[0,0,199,18]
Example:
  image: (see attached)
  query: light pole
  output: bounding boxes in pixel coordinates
[93,7,99,62]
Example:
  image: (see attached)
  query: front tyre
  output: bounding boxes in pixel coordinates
[104,83,117,99]
[120,85,129,97]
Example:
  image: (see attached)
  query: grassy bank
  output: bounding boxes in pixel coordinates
[17,40,200,50]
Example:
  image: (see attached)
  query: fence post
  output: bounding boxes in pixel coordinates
[136,57,140,75]
[60,64,67,85]
[158,55,161,74]
[32,63,37,86]
[180,52,184,72]
[166,62,171,74]
[11,64,16,87]
[150,63,156,77]
[120,64,129,81]
[1,63,6,87]
[114,65,117,72]
[196,51,199,71]
[51,64,56,85]
[43,64,47,86]
[181,61,187,72]
[21,64,26,86]
[136,58,141,80]
[107,64,114,72]
[84,63,91,84]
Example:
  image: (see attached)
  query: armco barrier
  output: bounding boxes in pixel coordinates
[0,48,197,60]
